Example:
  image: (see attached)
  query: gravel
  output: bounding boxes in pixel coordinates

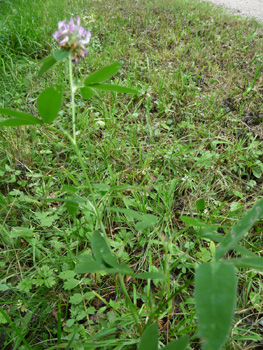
[201,0,263,22]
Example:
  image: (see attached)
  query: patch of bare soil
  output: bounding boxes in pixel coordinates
[201,0,263,22]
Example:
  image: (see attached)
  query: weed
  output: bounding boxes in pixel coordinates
[1,0,263,349]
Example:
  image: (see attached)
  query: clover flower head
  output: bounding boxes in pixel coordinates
[53,16,91,65]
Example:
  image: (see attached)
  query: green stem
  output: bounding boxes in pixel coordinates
[61,58,106,235]
[118,274,142,333]
[145,278,194,330]
[59,124,105,234]
[164,241,172,312]
[68,58,76,145]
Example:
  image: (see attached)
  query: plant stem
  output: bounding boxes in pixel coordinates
[118,274,142,333]
[68,58,76,145]
[59,124,106,235]
[64,61,106,235]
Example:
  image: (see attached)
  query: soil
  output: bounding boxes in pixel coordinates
[201,0,263,22]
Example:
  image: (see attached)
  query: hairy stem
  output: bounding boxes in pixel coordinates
[68,58,76,145]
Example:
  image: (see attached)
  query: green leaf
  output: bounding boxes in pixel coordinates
[59,270,76,280]
[37,85,63,123]
[107,262,133,275]
[108,208,158,230]
[109,208,145,220]
[70,293,83,305]
[38,55,57,78]
[65,333,76,350]
[84,62,122,85]
[136,272,165,279]
[34,211,58,227]
[216,197,263,259]
[93,183,111,192]
[0,307,31,349]
[53,50,70,62]
[196,198,205,212]
[89,83,139,94]
[138,323,158,350]
[80,86,95,99]
[232,244,258,258]
[197,229,257,258]
[63,184,78,193]
[0,108,43,126]
[74,255,105,273]
[135,214,158,231]
[10,227,34,238]
[162,335,189,350]
[63,278,79,290]
[195,262,237,350]
[228,257,263,270]
[90,231,133,275]
[65,200,79,215]
[91,231,117,266]
[180,216,211,227]
[0,284,9,291]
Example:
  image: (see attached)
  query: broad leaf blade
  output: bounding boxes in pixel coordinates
[84,62,122,85]
[216,197,263,259]
[0,108,43,126]
[135,214,158,231]
[80,86,95,99]
[163,335,189,350]
[180,216,211,227]
[74,255,105,273]
[89,83,139,94]
[38,55,57,78]
[91,231,117,266]
[138,323,158,350]
[52,50,70,62]
[196,198,205,212]
[91,231,133,275]
[195,262,237,350]
[106,263,133,275]
[229,257,263,270]
[108,208,158,230]
[109,208,144,221]
[65,200,79,215]
[37,85,63,123]
[197,229,257,258]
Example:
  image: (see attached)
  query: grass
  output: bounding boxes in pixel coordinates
[1,0,263,348]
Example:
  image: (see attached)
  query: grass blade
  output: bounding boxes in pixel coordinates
[0,307,31,350]
[65,333,76,350]
[136,272,165,279]
[216,198,263,259]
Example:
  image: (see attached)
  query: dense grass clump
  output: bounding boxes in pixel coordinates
[1,0,263,349]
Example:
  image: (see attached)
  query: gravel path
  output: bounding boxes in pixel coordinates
[202,0,263,22]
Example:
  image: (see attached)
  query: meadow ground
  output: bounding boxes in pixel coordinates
[1,0,263,349]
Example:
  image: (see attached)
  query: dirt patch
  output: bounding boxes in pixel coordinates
[201,0,263,22]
